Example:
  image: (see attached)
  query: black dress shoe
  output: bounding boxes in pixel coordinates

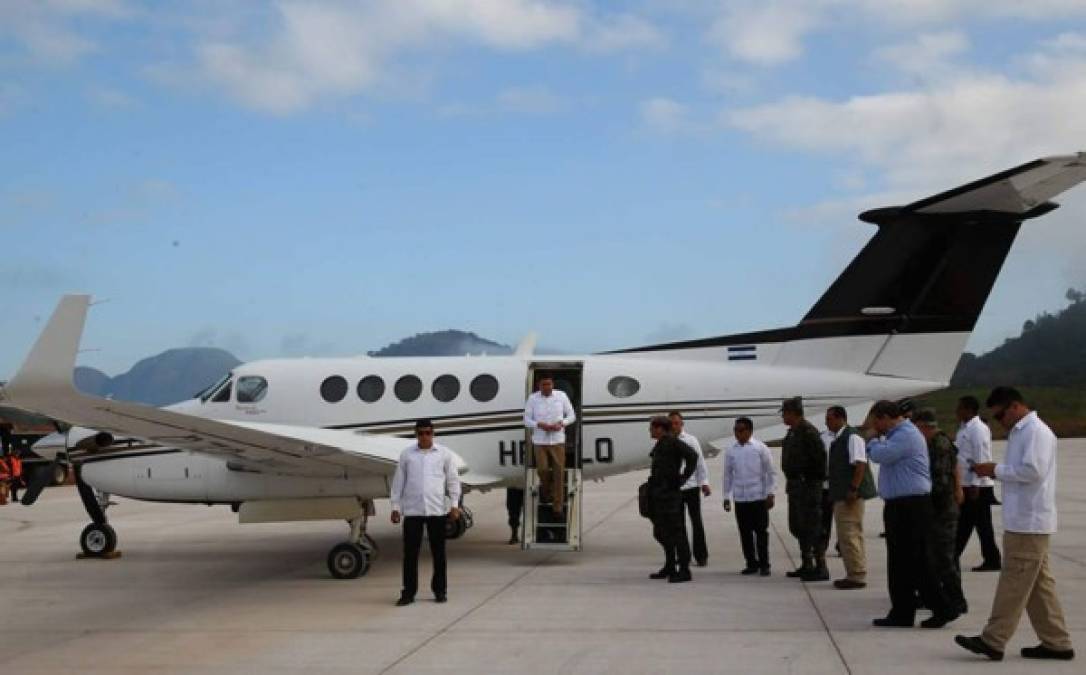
[1021,644,1075,660]
[668,568,692,583]
[955,635,1003,661]
[801,567,830,582]
[695,559,708,567]
[971,563,1001,572]
[785,567,807,578]
[872,616,913,627]
[920,612,958,629]
[740,566,759,575]
[649,567,672,580]
[759,567,771,577]
[396,595,414,607]
[833,579,866,589]
[434,593,447,603]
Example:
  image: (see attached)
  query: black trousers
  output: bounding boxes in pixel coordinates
[815,488,833,557]
[505,488,524,529]
[651,490,690,571]
[402,515,447,598]
[681,487,708,564]
[735,500,770,569]
[883,496,950,621]
[956,487,1001,567]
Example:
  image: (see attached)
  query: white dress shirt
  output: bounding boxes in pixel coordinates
[956,415,995,487]
[524,390,576,445]
[722,438,776,503]
[679,430,710,491]
[995,411,1058,534]
[389,443,462,517]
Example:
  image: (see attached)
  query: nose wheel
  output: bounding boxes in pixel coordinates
[79,522,117,556]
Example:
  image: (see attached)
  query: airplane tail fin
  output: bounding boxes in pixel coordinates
[2,295,90,406]
[611,153,1086,383]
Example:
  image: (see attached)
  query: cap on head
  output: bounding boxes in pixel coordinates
[780,396,804,416]
[913,408,938,426]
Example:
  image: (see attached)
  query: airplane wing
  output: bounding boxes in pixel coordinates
[0,296,500,485]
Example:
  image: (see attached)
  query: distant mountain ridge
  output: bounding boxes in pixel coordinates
[368,330,512,357]
[951,290,1086,387]
[75,348,242,406]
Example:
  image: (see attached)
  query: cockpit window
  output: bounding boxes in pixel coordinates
[200,373,232,403]
[236,376,268,403]
[211,380,233,403]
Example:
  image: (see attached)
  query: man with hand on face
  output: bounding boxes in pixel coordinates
[646,416,699,583]
[670,411,712,567]
[524,374,576,517]
[824,405,875,590]
[390,419,462,607]
[867,400,956,629]
[780,397,828,582]
[955,387,1075,662]
[722,417,776,576]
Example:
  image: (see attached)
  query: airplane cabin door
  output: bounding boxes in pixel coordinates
[522,362,583,551]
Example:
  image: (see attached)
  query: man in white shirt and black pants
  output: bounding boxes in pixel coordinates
[390,419,462,606]
[956,387,1075,662]
[722,417,776,576]
[523,375,576,517]
[670,411,711,567]
[954,395,1002,572]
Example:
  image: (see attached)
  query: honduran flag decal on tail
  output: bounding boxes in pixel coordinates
[727,345,757,361]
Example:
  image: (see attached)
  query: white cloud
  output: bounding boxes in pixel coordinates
[874,30,970,80]
[86,84,137,108]
[639,97,689,134]
[0,0,131,65]
[705,0,1086,67]
[179,1,663,114]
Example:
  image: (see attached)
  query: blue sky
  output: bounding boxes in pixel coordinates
[3,0,1086,377]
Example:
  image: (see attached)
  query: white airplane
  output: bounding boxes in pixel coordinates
[2,154,1084,578]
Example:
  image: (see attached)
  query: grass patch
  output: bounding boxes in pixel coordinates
[914,386,1086,439]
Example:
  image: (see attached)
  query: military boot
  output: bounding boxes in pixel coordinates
[788,554,815,579]
[802,556,830,582]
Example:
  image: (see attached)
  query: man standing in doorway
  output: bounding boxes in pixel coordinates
[955,395,1002,572]
[824,405,875,590]
[956,387,1075,661]
[647,416,698,583]
[524,375,576,517]
[670,411,711,567]
[780,397,828,582]
[390,419,462,606]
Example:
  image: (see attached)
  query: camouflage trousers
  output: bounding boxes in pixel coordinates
[927,504,966,613]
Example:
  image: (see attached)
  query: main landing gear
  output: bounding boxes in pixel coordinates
[327,499,380,579]
[75,465,119,557]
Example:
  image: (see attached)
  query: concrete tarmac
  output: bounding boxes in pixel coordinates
[2,439,1083,674]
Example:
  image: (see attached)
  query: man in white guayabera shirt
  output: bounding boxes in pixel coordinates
[955,387,1075,662]
[523,375,576,516]
[390,419,462,607]
[954,395,1002,572]
[721,417,776,576]
[670,411,712,567]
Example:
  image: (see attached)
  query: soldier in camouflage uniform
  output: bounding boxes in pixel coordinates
[915,408,968,616]
[780,397,829,581]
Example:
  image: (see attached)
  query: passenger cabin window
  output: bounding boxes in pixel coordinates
[211,380,232,403]
[357,375,385,403]
[432,374,460,402]
[469,374,499,402]
[320,375,348,403]
[394,375,422,402]
[236,376,268,403]
[607,375,640,398]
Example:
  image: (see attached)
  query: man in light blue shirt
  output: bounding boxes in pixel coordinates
[867,400,956,629]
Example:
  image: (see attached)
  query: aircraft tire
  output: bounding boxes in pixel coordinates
[327,542,370,579]
[51,463,69,486]
[79,523,117,556]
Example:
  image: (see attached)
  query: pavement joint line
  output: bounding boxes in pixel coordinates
[378,496,637,674]
[769,517,853,675]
